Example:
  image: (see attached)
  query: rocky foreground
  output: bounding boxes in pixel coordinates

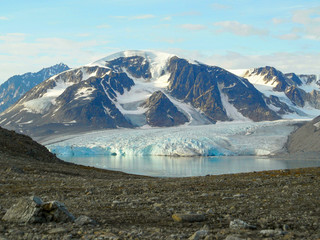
[1,152,320,240]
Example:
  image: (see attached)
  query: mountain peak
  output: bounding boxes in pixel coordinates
[90,50,175,66]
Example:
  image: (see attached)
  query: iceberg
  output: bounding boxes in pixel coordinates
[45,120,302,157]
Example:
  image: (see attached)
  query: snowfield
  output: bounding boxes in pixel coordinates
[46,120,302,157]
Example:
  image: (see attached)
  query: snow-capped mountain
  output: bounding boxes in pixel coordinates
[0,50,319,138]
[230,67,320,117]
[0,63,70,113]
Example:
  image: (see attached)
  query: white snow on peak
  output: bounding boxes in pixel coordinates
[228,69,250,77]
[89,50,175,79]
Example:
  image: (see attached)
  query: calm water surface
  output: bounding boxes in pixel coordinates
[60,154,320,177]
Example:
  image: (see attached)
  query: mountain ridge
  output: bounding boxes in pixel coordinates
[0,63,70,113]
[0,50,320,139]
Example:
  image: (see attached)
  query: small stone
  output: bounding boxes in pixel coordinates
[229,219,256,230]
[283,224,290,231]
[233,194,245,198]
[48,227,68,234]
[225,235,246,240]
[172,213,206,223]
[6,166,24,174]
[74,215,97,226]
[189,230,209,240]
[260,229,287,237]
[206,209,214,214]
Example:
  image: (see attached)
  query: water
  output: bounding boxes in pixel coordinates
[60,154,320,177]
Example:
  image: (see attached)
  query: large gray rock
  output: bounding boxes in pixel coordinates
[2,196,75,223]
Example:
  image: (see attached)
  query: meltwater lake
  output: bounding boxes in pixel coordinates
[59,154,320,177]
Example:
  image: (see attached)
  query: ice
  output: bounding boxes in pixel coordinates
[46,120,301,157]
[23,79,73,114]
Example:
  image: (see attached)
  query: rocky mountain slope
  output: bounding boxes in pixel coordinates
[0,125,60,163]
[0,51,319,139]
[0,63,70,113]
[286,115,320,153]
[231,67,320,116]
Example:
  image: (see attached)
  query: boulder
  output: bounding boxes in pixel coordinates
[2,196,75,223]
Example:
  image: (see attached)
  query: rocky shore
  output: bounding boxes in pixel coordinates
[1,151,320,240]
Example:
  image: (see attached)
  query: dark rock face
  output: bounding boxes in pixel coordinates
[167,58,279,122]
[107,56,151,79]
[298,74,319,85]
[247,66,300,92]
[143,91,188,127]
[285,86,307,107]
[0,63,69,113]
[284,73,303,86]
[52,73,134,128]
[308,90,320,109]
[167,57,227,122]
[286,115,320,153]
[264,95,294,115]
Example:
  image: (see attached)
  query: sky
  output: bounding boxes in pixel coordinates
[0,0,320,83]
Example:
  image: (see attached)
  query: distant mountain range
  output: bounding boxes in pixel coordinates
[0,63,70,113]
[0,50,319,139]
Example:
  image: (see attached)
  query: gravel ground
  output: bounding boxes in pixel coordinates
[1,152,320,240]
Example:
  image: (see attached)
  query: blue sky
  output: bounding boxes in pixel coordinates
[0,0,319,83]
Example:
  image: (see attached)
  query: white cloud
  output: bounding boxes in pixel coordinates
[288,7,320,40]
[0,16,8,20]
[96,24,111,29]
[0,34,109,83]
[277,33,300,40]
[180,24,206,31]
[162,16,172,21]
[272,18,286,25]
[214,21,268,36]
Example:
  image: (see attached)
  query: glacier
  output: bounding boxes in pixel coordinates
[45,120,301,157]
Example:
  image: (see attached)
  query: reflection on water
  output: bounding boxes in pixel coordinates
[60,155,320,177]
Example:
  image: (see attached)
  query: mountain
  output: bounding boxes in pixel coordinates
[230,67,320,117]
[0,50,319,139]
[286,115,320,153]
[0,63,70,113]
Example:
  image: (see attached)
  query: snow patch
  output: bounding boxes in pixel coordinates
[218,85,251,122]
[23,80,73,114]
[74,87,95,100]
